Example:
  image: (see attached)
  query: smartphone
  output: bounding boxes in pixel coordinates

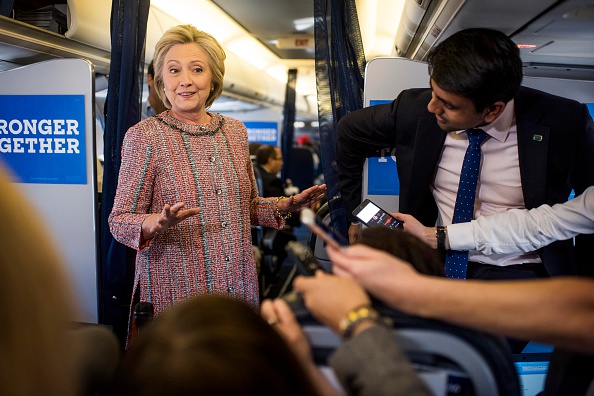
[352,199,403,230]
[300,208,349,249]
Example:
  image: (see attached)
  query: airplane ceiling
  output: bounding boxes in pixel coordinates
[211,0,315,61]
[1,0,593,80]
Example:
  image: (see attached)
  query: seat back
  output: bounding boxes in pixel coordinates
[308,201,339,273]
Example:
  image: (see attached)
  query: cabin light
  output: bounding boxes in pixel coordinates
[294,121,306,128]
[517,44,537,49]
[293,17,314,31]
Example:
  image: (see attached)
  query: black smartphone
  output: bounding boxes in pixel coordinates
[300,208,349,249]
[352,199,403,230]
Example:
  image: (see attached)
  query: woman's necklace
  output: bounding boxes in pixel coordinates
[156,113,225,136]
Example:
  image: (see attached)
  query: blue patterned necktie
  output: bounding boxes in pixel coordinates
[445,129,489,279]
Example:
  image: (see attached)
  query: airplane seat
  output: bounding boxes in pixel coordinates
[259,228,297,299]
[299,308,522,396]
[308,201,338,273]
[284,147,316,193]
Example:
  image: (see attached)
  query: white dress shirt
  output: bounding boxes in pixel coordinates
[431,100,541,265]
[448,186,594,254]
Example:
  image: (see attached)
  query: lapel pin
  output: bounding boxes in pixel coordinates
[533,134,543,142]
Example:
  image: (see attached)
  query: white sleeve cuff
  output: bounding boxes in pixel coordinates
[447,222,475,251]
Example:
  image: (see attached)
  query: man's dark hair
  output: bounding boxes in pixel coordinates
[249,142,262,156]
[256,145,278,166]
[147,60,155,78]
[357,227,444,277]
[427,28,523,112]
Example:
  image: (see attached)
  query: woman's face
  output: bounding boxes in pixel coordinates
[162,43,213,118]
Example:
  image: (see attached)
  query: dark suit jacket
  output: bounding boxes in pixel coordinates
[256,164,284,198]
[337,87,594,277]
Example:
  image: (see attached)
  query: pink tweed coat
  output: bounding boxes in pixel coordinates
[109,111,283,323]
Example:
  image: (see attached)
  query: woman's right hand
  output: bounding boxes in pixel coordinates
[142,202,200,240]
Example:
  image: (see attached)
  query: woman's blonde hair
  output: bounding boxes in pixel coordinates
[153,24,226,109]
[0,164,79,396]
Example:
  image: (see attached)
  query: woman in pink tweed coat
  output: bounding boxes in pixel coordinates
[108,25,326,337]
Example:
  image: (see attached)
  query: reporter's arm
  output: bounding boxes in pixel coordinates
[329,326,432,396]
[293,272,431,396]
[400,276,594,354]
[328,244,594,354]
[395,187,594,254]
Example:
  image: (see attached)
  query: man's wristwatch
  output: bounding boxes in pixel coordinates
[436,226,447,253]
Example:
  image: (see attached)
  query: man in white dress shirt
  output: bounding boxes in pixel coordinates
[394,185,594,255]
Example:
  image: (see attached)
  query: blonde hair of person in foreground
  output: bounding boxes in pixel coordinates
[0,164,80,396]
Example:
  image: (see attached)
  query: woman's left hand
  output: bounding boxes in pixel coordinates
[278,184,327,213]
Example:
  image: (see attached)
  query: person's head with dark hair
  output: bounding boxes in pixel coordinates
[427,28,523,113]
[145,60,167,116]
[256,145,277,165]
[356,226,444,277]
[147,59,156,78]
[249,141,262,157]
[112,295,320,396]
[256,145,284,176]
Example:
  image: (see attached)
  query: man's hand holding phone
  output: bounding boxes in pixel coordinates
[352,199,403,230]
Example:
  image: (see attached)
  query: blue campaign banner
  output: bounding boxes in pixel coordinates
[367,100,399,195]
[245,121,278,146]
[0,95,86,184]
